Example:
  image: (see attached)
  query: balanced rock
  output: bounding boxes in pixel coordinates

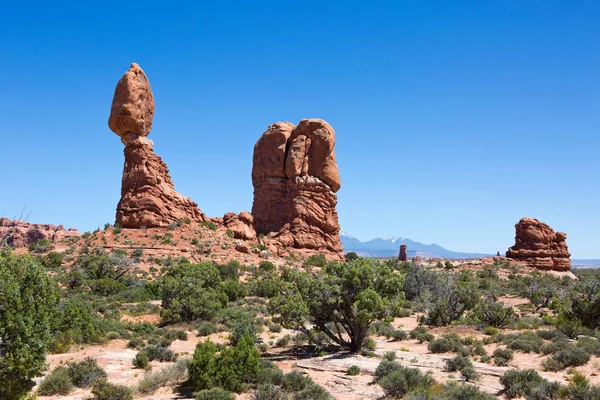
[398,244,408,261]
[0,218,80,248]
[108,63,205,228]
[252,119,342,255]
[506,217,571,271]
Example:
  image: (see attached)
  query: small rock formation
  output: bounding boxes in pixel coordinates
[108,63,205,228]
[252,119,342,255]
[412,256,422,264]
[222,211,256,241]
[506,217,571,271]
[0,218,80,248]
[398,244,408,261]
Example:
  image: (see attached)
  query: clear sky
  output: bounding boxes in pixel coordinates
[1,1,598,258]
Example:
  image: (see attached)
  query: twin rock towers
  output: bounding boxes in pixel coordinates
[108,63,342,256]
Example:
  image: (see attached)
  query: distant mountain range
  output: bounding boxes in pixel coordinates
[340,232,492,259]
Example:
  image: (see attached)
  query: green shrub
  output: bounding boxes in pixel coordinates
[0,251,60,399]
[160,262,228,323]
[201,221,217,231]
[91,380,133,400]
[259,260,277,272]
[140,345,177,362]
[197,321,218,336]
[500,369,546,398]
[292,384,333,399]
[303,254,327,267]
[504,332,544,353]
[347,365,360,375]
[483,326,500,336]
[391,329,408,341]
[409,326,434,343]
[383,351,397,361]
[441,382,496,400]
[137,359,188,394]
[493,348,514,366]
[254,383,287,400]
[39,251,64,268]
[28,238,54,253]
[270,258,404,352]
[269,323,283,333]
[133,351,150,370]
[363,338,377,350]
[427,334,463,353]
[445,355,478,382]
[256,366,284,386]
[282,370,313,392]
[345,252,359,261]
[377,364,435,398]
[542,346,590,371]
[276,334,291,347]
[188,336,262,393]
[127,336,144,349]
[196,387,235,400]
[67,357,107,388]
[38,367,73,396]
[475,300,515,328]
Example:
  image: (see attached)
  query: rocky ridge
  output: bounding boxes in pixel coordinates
[0,217,80,248]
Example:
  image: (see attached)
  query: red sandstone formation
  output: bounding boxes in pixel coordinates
[108,63,205,228]
[398,244,408,261]
[412,256,422,264]
[506,217,571,271]
[222,211,256,241]
[252,119,342,255]
[0,218,80,248]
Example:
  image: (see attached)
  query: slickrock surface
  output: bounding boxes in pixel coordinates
[0,217,80,248]
[252,119,342,256]
[506,217,571,271]
[108,63,205,228]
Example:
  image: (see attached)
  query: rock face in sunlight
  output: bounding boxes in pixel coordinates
[398,244,408,261]
[506,217,571,271]
[252,119,342,256]
[0,218,80,248]
[108,63,205,228]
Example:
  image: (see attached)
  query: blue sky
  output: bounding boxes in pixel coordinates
[1,1,598,258]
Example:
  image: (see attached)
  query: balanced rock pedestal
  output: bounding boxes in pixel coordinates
[108,63,205,228]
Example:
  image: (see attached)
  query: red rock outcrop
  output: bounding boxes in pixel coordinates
[398,244,408,261]
[0,217,80,248]
[109,63,205,228]
[506,217,571,271]
[222,211,256,241]
[252,119,342,255]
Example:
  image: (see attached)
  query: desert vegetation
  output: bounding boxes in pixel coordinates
[1,235,600,399]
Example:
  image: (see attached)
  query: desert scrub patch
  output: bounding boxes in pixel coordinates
[91,380,133,400]
[493,348,514,366]
[38,367,73,396]
[137,359,188,394]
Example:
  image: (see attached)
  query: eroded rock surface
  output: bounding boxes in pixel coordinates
[108,63,205,228]
[0,218,80,248]
[506,217,571,271]
[398,244,408,261]
[252,119,342,255]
